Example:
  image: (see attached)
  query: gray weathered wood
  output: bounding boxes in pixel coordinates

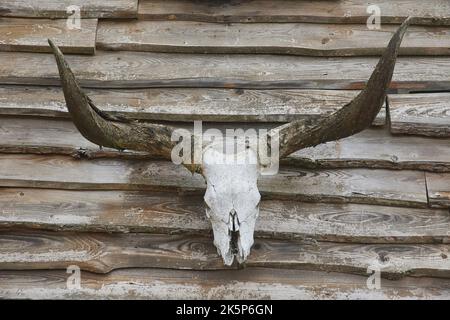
[426,173,450,208]
[97,20,450,56]
[0,154,428,207]
[1,268,449,299]
[1,188,447,243]
[0,86,385,124]
[0,18,97,55]
[1,51,450,90]
[138,0,450,26]
[388,93,450,137]
[0,0,138,18]
[0,230,448,278]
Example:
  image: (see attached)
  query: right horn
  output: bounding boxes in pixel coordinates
[271,17,413,159]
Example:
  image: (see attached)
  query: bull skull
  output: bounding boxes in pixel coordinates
[48,18,411,265]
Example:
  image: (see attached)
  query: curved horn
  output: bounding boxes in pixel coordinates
[48,39,178,160]
[271,17,412,158]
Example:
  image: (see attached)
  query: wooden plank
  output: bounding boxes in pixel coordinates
[1,268,449,299]
[0,0,138,19]
[426,173,450,208]
[0,18,97,55]
[290,128,450,172]
[97,20,450,56]
[1,51,450,91]
[3,117,450,172]
[138,0,450,26]
[1,188,448,243]
[0,154,428,207]
[388,93,450,138]
[0,230,448,278]
[0,86,385,124]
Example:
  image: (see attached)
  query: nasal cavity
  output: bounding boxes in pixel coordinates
[230,209,239,232]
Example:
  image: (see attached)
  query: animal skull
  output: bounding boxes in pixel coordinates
[47,17,411,265]
[202,140,261,265]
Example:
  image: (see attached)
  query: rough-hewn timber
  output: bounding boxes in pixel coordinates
[138,0,450,26]
[0,18,97,55]
[388,93,450,138]
[0,230,448,278]
[0,0,138,19]
[97,20,450,56]
[1,51,450,91]
[0,154,428,207]
[426,173,450,208]
[0,86,385,124]
[1,268,449,299]
[1,188,448,243]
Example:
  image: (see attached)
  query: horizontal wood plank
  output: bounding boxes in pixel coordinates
[0,154,428,207]
[3,117,449,172]
[0,86,385,124]
[1,268,449,299]
[0,0,138,19]
[1,188,447,243]
[388,93,450,137]
[426,173,450,208]
[0,230,448,278]
[138,0,450,26]
[97,20,450,56]
[1,51,450,91]
[0,18,97,55]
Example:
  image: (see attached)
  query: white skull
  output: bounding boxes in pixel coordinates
[202,141,261,265]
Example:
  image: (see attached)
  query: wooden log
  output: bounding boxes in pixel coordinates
[0,18,97,55]
[97,20,450,56]
[1,268,449,299]
[1,188,447,243]
[426,173,450,208]
[0,0,138,19]
[138,0,450,26]
[290,128,450,172]
[0,230,448,278]
[0,86,385,124]
[1,51,450,91]
[388,93,450,138]
[0,154,429,207]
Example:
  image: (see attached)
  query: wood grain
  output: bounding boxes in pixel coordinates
[0,154,428,207]
[97,20,450,56]
[426,173,450,208]
[138,0,450,26]
[388,93,450,137]
[1,268,449,299]
[0,0,138,19]
[1,51,450,91]
[0,18,97,55]
[1,188,447,243]
[0,230,448,278]
[0,86,385,124]
[2,117,449,172]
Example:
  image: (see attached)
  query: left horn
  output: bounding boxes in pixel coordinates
[271,17,413,158]
[48,39,177,160]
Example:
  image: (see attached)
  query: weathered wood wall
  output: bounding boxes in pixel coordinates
[0,0,449,299]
